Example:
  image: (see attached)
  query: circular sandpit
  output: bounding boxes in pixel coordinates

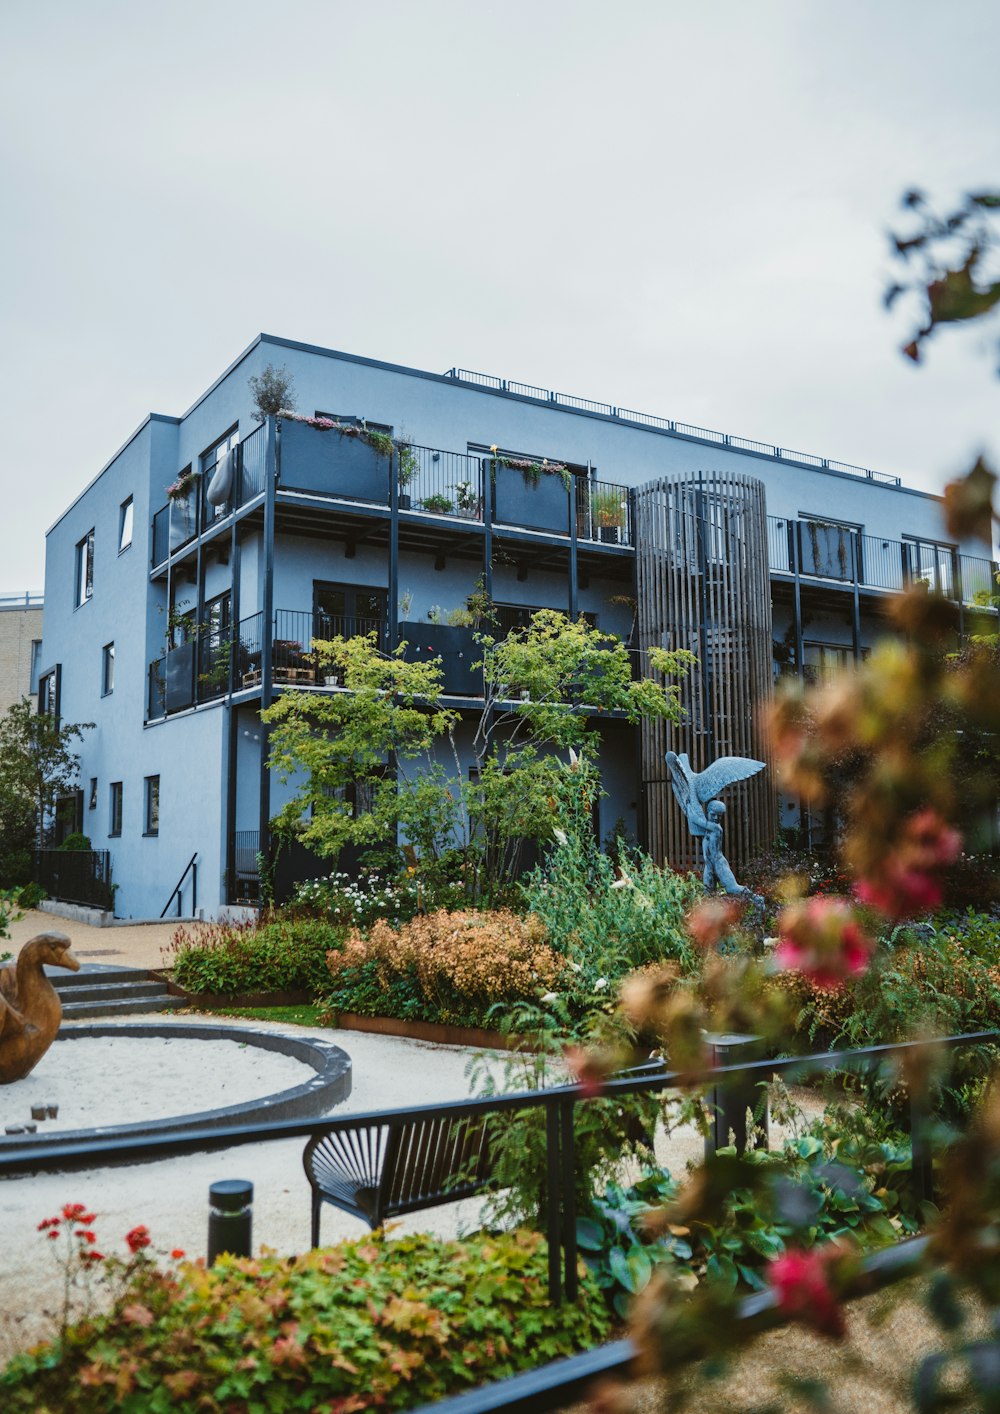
[0,1023,352,1153]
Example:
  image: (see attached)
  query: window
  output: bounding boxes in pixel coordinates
[904,537,958,599]
[118,496,134,553]
[89,778,97,810]
[202,428,240,520]
[38,665,60,720]
[101,642,115,696]
[313,582,387,645]
[75,530,94,606]
[29,640,42,695]
[109,781,122,837]
[803,642,851,685]
[144,775,160,836]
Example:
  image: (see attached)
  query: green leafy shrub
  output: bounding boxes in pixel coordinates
[16,880,46,909]
[326,909,564,1027]
[0,1229,609,1412]
[291,866,424,928]
[521,831,701,998]
[56,831,91,852]
[578,1122,926,1317]
[166,916,344,996]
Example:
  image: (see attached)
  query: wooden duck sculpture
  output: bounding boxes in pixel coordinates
[0,931,80,1083]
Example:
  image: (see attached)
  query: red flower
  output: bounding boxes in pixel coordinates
[47,1229,60,1241]
[62,1202,87,1221]
[76,1230,97,1244]
[125,1225,151,1254]
[769,1247,845,1338]
[170,1249,186,1260]
[37,1216,61,1231]
[81,1250,105,1263]
[774,896,874,991]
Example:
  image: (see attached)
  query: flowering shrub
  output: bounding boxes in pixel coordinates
[0,1229,609,1412]
[326,908,564,1027]
[291,866,424,928]
[166,915,344,996]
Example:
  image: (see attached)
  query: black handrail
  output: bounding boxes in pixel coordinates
[159,851,198,919]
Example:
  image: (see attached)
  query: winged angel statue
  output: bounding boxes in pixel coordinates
[665,751,765,906]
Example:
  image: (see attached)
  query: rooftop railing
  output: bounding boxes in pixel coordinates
[444,368,904,486]
[0,591,43,609]
[768,514,999,609]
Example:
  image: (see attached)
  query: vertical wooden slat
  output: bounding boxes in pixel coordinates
[636,471,775,874]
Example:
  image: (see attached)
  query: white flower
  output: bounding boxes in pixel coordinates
[553,828,569,847]
[540,992,559,1004]
[594,978,608,992]
[569,962,583,973]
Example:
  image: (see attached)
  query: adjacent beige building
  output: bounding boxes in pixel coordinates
[0,593,44,715]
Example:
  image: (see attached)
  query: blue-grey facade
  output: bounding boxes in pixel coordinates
[40,335,999,919]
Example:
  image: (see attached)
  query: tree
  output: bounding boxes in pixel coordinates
[0,699,92,851]
[248,363,296,423]
[261,612,693,903]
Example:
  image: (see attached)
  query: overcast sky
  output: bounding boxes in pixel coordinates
[2,0,998,591]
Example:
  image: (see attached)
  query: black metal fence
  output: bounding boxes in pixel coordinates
[32,849,113,910]
[0,1030,994,1410]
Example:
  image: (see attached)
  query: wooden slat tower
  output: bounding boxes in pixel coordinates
[635,471,775,874]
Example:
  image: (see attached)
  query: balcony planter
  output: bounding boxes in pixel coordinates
[278,418,390,502]
[492,460,571,535]
[403,624,481,696]
[164,640,196,713]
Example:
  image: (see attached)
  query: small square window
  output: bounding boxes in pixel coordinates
[75,530,94,607]
[144,775,159,836]
[102,642,115,696]
[109,781,122,837]
[89,778,97,810]
[119,497,134,553]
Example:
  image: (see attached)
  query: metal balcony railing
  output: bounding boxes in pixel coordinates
[151,423,267,569]
[767,515,999,609]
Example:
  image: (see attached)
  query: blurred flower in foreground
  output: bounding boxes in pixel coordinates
[685,896,744,950]
[855,808,961,920]
[774,896,874,991]
[768,1245,846,1338]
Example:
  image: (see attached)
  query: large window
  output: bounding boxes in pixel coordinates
[313,582,387,644]
[144,775,160,836]
[109,781,123,837]
[101,642,115,696]
[38,665,60,719]
[75,530,94,606]
[118,496,134,553]
[904,537,958,599]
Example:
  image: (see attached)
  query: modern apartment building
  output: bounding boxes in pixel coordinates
[0,592,44,716]
[39,335,999,919]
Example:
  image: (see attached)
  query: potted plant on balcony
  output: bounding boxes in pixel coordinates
[396,440,418,510]
[455,479,482,519]
[591,487,626,543]
[277,414,392,502]
[422,492,455,515]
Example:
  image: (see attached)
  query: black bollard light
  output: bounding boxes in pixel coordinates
[207,1179,254,1265]
[704,1033,769,1158]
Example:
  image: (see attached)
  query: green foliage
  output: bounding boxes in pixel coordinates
[192,1003,327,1026]
[521,825,702,999]
[56,832,91,852]
[15,881,46,909]
[0,699,92,850]
[0,1230,609,1412]
[166,916,344,996]
[0,887,22,941]
[263,633,458,863]
[248,362,296,422]
[578,1121,926,1318]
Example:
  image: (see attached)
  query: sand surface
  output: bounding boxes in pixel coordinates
[1,1033,315,1133]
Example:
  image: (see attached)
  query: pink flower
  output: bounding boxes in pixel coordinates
[769,1247,845,1338]
[774,896,874,991]
[565,1045,609,1099]
[855,810,962,921]
[685,897,744,950]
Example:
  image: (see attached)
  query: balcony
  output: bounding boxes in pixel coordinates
[149,420,634,573]
[767,516,998,609]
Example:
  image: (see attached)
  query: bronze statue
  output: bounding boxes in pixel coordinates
[665,751,766,907]
[0,932,80,1084]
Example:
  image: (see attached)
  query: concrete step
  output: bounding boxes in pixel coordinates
[48,966,155,989]
[55,981,168,1005]
[61,994,187,1020]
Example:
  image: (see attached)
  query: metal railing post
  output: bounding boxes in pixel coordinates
[545,1101,562,1305]
[559,1099,577,1302]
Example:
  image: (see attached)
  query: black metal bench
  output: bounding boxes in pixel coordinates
[303,1111,495,1245]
